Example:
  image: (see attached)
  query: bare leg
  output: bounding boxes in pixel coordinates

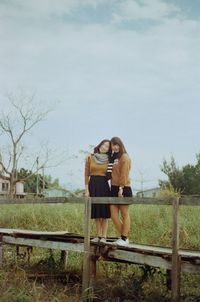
[101,219,108,238]
[120,205,130,237]
[110,205,122,235]
[95,219,102,237]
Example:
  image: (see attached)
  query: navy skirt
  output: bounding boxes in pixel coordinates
[89,176,111,219]
[110,185,133,197]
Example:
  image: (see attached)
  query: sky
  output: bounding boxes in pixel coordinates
[0,0,200,193]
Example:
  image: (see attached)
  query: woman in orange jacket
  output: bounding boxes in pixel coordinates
[85,139,111,243]
[109,137,132,246]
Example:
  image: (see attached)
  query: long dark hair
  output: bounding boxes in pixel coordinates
[110,137,127,159]
[93,139,111,154]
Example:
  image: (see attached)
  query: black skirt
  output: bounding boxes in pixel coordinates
[110,185,133,197]
[89,176,111,219]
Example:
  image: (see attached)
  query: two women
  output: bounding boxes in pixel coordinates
[85,137,132,246]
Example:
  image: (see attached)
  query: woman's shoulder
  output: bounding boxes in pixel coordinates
[121,153,129,159]
[120,153,131,162]
[86,154,92,161]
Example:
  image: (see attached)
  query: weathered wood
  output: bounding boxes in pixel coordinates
[1,193,200,300]
[0,229,71,236]
[60,250,68,270]
[107,249,172,269]
[2,236,84,252]
[0,196,175,205]
[171,197,181,302]
[82,197,92,301]
[0,234,3,268]
[180,195,200,206]
[1,195,200,205]
[105,241,172,255]
[105,247,200,273]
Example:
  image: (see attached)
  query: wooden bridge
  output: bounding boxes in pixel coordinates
[0,195,200,302]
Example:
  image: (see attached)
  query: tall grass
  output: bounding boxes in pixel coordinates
[1,202,200,248]
[1,202,200,301]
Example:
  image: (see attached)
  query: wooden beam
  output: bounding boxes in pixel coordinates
[2,236,84,252]
[0,196,174,205]
[171,197,181,302]
[0,234,3,268]
[180,195,200,206]
[60,250,68,270]
[82,197,92,301]
[107,249,172,269]
[1,195,200,205]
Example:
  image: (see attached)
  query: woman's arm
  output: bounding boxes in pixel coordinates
[119,154,130,195]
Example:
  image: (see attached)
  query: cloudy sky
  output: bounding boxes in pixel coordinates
[0,0,200,192]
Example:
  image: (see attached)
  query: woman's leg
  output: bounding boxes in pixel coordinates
[110,205,122,235]
[101,219,108,238]
[95,218,103,237]
[119,205,130,237]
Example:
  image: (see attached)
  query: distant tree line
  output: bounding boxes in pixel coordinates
[160,153,200,195]
[17,168,60,194]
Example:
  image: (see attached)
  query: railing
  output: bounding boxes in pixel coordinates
[1,195,200,302]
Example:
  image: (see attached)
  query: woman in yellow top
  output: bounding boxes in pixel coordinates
[85,139,111,243]
[110,137,132,246]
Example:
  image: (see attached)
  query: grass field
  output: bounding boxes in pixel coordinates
[0,203,200,301]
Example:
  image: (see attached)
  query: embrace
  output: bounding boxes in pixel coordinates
[85,137,132,246]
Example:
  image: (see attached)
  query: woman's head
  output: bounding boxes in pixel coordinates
[93,139,111,154]
[110,137,127,158]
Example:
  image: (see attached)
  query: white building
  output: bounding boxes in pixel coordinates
[136,187,161,198]
[0,176,26,197]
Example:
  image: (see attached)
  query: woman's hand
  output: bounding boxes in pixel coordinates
[118,187,123,197]
[85,187,90,197]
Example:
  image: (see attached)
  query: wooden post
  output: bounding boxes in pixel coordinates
[171,197,181,302]
[0,234,3,268]
[82,197,92,301]
[60,250,68,270]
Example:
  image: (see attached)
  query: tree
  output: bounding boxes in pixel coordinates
[17,168,60,194]
[160,154,200,195]
[0,92,53,197]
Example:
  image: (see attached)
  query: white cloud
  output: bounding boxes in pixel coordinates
[0,0,113,19]
[0,0,200,188]
[112,0,180,23]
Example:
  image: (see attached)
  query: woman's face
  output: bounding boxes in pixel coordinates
[111,143,120,153]
[99,141,110,154]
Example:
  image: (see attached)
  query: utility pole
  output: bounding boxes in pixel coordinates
[36,157,39,196]
[42,166,45,193]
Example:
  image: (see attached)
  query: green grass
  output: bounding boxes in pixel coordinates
[0,203,200,301]
[1,203,199,248]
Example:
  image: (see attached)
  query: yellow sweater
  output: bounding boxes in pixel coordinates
[111,153,131,187]
[85,155,108,185]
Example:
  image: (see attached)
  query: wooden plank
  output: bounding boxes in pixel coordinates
[107,249,172,269]
[60,250,68,270]
[2,234,200,275]
[82,197,92,301]
[106,248,200,274]
[2,236,84,252]
[0,196,175,205]
[0,234,3,268]
[0,197,84,204]
[105,242,172,255]
[181,261,200,274]
[179,250,200,258]
[1,195,200,205]
[1,228,200,259]
[180,195,200,206]
[0,229,71,236]
[171,197,181,302]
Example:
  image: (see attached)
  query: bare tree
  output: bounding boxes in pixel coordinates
[0,91,55,197]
